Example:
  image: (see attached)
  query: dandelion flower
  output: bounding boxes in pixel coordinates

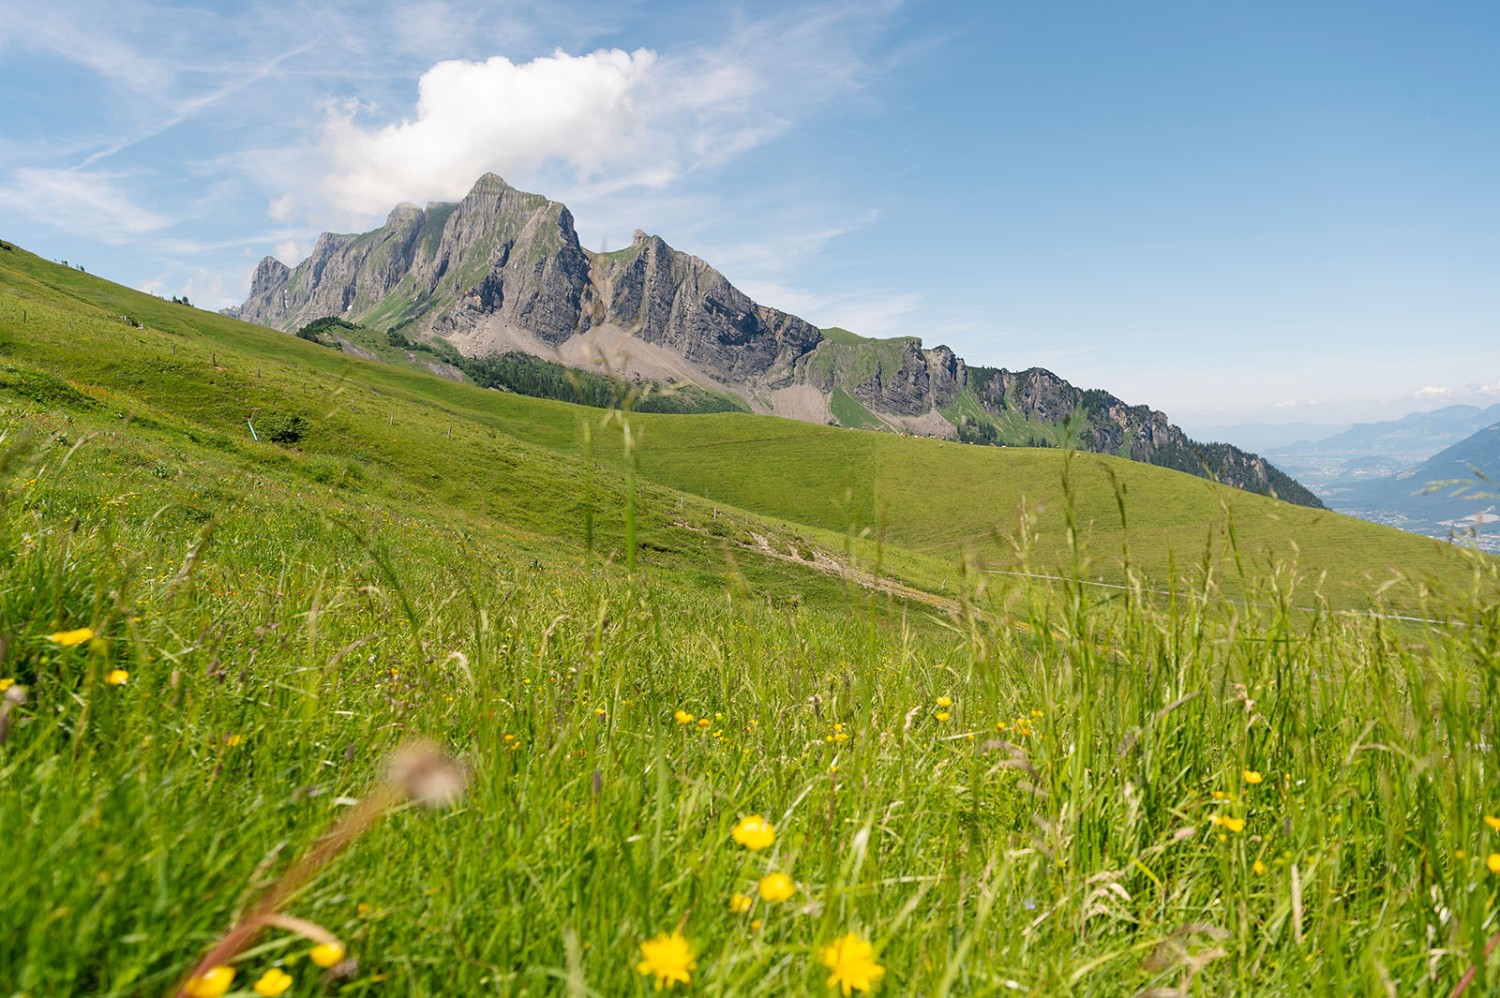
[1485,815,1500,832]
[1252,860,1267,875]
[934,711,950,723]
[636,930,695,990]
[820,933,885,995]
[0,678,11,692]
[309,942,345,968]
[935,696,952,708]
[49,627,94,647]
[731,814,775,851]
[183,966,235,998]
[674,710,695,725]
[253,968,293,996]
[759,872,796,902]
[105,669,129,686]
[1209,815,1246,833]
[1488,853,1500,875]
[696,718,711,729]
[729,892,753,914]
[1243,770,1264,785]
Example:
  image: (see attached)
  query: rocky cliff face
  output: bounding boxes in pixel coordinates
[239,174,1321,508]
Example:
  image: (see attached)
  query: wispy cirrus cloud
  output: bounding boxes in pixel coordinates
[0,168,169,241]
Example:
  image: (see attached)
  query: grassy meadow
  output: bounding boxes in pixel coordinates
[3,245,1500,996]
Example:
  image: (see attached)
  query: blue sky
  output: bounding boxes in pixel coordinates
[2,0,1497,436]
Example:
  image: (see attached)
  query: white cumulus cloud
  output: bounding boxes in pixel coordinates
[316,48,690,217]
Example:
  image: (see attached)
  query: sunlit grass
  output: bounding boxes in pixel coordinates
[3,243,1500,995]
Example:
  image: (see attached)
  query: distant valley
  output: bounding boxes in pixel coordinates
[1263,403,1500,550]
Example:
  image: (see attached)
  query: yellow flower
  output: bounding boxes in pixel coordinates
[696,718,711,729]
[994,721,1007,731]
[729,892,753,914]
[832,731,849,743]
[1211,790,1228,801]
[1031,709,1044,719]
[224,734,244,747]
[1243,769,1264,785]
[636,930,695,990]
[1488,853,1500,875]
[759,871,796,902]
[1484,815,1500,832]
[935,696,952,708]
[49,627,95,647]
[105,669,129,686]
[934,711,950,723]
[0,678,11,692]
[183,966,235,998]
[1208,815,1245,833]
[1252,860,1267,875]
[309,942,345,968]
[820,933,885,996]
[731,814,775,851]
[674,709,695,725]
[253,967,293,996]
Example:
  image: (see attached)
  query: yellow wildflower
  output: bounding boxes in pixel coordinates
[994,721,1007,731]
[309,942,345,968]
[636,930,695,990]
[832,731,849,743]
[696,718,711,729]
[253,968,293,996]
[935,696,952,708]
[731,814,775,851]
[759,871,796,902]
[183,966,235,998]
[1485,815,1500,832]
[224,734,244,747]
[1209,815,1246,833]
[1031,709,1044,719]
[1252,860,1267,875]
[1243,770,1264,785]
[49,627,94,647]
[674,709,695,725]
[1211,790,1228,801]
[105,669,129,686]
[729,892,753,914]
[0,678,11,692]
[820,933,885,996]
[934,711,950,723]
[1488,853,1500,875]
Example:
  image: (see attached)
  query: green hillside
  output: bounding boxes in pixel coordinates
[3,243,1500,995]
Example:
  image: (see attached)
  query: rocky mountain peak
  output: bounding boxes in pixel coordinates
[386,202,424,226]
[248,256,289,299]
[233,174,1322,508]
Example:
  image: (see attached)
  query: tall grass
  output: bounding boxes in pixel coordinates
[3,414,1499,996]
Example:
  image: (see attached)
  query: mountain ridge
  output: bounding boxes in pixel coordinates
[236,173,1321,507]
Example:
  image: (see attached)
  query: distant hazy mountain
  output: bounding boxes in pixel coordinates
[1333,420,1500,549]
[235,173,1320,507]
[1189,421,1351,454]
[1267,404,1500,468]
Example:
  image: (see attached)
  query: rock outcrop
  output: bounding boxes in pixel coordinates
[238,174,1322,508]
